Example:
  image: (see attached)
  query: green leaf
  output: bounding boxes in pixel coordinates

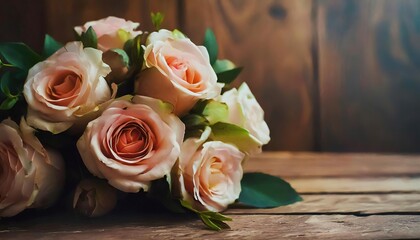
[151,12,165,30]
[182,114,209,128]
[216,67,243,84]
[123,35,144,68]
[43,34,63,58]
[81,26,98,48]
[203,28,218,65]
[212,59,236,73]
[200,214,230,231]
[202,100,228,125]
[110,48,130,67]
[239,173,302,208]
[210,122,261,153]
[0,71,20,98]
[0,43,42,71]
[172,29,186,39]
[0,97,18,110]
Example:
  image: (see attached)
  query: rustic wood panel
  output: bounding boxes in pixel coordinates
[44,0,179,43]
[1,214,420,239]
[229,194,420,214]
[317,0,420,152]
[288,177,420,193]
[182,0,316,151]
[247,152,420,177]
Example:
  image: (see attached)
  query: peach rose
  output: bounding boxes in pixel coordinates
[176,128,245,212]
[77,96,185,192]
[135,29,222,116]
[74,16,142,51]
[23,41,114,134]
[219,83,270,154]
[0,119,64,217]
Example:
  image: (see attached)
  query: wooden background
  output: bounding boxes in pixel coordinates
[1,0,420,152]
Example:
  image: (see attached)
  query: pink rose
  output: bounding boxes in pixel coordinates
[77,96,185,192]
[219,83,270,154]
[135,29,222,116]
[23,41,114,134]
[176,128,245,212]
[0,119,64,217]
[74,16,142,51]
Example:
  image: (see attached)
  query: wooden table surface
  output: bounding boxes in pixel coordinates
[1,152,420,239]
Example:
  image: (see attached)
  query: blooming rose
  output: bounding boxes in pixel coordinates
[176,127,245,212]
[23,41,114,134]
[77,96,185,192]
[219,83,270,153]
[135,29,222,116]
[74,16,142,51]
[0,119,64,217]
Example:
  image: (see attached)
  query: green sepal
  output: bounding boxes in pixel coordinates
[80,26,98,49]
[216,67,243,84]
[210,122,261,153]
[43,34,63,58]
[203,28,218,65]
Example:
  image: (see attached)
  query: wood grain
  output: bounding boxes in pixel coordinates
[288,177,420,193]
[1,214,419,239]
[317,0,420,152]
[182,0,316,151]
[247,152,420,177]
[228,194,420,214]
[43,0,179,43]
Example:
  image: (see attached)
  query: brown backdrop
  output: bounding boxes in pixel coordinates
[1,0,420,152]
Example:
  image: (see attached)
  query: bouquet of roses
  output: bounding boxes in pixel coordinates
[0,14,301,230]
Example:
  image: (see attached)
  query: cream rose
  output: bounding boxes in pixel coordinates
[77,96,185,192]
[74,16,142,51]
[23,41,113,134]
[135,29,222,116]
[176,128,245,212]
[0,119,64,217]
[219,83,270,153]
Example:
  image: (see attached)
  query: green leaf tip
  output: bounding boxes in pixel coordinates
[80,26,98,49]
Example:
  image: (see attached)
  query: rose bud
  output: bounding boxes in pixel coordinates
[175,127,245,212]
[135,29,223,116]
[219,83,270,154]
[77,95,185,192]
[23,41,115,134]
[74,16,142,52]
[0,118,64,217]
[73,179,117,217]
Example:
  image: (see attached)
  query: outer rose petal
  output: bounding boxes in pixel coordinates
[77,97,185,192]
[177,127,245,212]
[0,119,64,217]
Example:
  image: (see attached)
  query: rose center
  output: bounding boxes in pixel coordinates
[166,56,201,85]
[112,121,156,161]
[47,72,82,102]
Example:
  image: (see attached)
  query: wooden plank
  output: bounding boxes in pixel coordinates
[246,152,420,177]
[43,0,179,43]
[228,194,420,214]
[317,0,420,152]
[182,0,316,151]
[0,0,46,51]
[1,214,419,239]
[288,177,420,193]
